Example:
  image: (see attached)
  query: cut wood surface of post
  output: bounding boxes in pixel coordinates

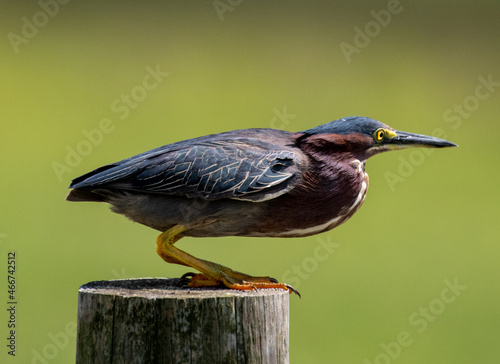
[76,278,290,364]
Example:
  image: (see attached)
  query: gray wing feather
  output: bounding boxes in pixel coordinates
[71,139,304,202]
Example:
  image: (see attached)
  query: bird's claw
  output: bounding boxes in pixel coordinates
[180,272,198,280]
[284,283,301,298]
[269,277,301,297]
[177,272,300,297]
[176,272,199,287]
[228,278,301,297]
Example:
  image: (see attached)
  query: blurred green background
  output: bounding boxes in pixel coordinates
[1,1,499,363]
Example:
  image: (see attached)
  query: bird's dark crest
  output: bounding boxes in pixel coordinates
[300,116,390,136]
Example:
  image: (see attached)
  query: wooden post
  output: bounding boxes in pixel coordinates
[76,278,289,364]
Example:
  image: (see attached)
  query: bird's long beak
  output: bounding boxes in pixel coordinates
[387,130,457,149]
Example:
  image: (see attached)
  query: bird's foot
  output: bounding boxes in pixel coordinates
[178,272,222,288]
[156,227,299,296]
[179,271,300,297]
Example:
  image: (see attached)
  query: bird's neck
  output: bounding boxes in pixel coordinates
[294,132,369,164]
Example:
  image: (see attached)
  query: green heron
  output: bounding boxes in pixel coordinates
[67,116,456,294]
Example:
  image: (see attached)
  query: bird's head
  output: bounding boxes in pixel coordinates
[296,116,457,161]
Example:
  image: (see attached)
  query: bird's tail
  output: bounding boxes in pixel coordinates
[66,188,107,202]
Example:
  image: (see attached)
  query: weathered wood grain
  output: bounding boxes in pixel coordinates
[76,278,289,364]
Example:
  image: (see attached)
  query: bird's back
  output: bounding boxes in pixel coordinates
[67,128,308,204]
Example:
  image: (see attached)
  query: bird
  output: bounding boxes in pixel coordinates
[66,116,456,294]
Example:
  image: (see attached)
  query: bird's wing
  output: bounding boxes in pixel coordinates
[70,138,305,202]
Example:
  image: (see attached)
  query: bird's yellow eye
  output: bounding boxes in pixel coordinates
[374,128,385,142]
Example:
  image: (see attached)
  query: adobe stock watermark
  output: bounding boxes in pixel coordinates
[51,64,169,182]
[363,277,466,364]
[7,0,71,54]
[111,267,129,280]
[340,0,407,64]
[383,73,499,192]
[269,106,296,130]
[281,236,340,289]
[442,74,500,130]
[31,321,76,364]
[213,0,243,21]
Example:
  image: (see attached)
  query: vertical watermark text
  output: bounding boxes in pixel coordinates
[6,251,17,357]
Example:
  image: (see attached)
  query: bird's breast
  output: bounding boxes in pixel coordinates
[247,158,369,237]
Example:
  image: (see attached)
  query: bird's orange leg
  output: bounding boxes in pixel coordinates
[156,225,298,295]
